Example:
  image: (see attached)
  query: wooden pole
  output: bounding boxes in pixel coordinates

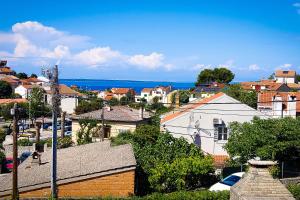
[11,103,19,200]
[61,112,66,138]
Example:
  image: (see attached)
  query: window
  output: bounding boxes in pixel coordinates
[144,94,147,97]
[218,126,228,140]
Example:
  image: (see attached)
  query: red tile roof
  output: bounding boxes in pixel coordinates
[111,88,135,95]
[141,88,153,93]
[0,99,28,105]
[0,67,13,73]
[258,92,300,112]
[213,155,229,168]
[1,77,19,84]
[161,92,224,123]
[275,70,296,77]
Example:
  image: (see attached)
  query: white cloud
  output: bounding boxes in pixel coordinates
[276,63,292,70]
[0,21,170,70]
[293,3,300,14]
[128,52,165,69]
[218,59,235,69]
[248,64,260,71]
[192,64,212,71]
[73,47,122,67]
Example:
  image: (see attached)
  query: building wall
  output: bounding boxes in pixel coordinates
[72,120,137,144]
[15,86,27,99]
[162,95,269,155]
[61,97,78,114]
[276,77,295,84]
[9,170,135,199]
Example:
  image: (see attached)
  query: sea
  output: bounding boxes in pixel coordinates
[59,79,194,93]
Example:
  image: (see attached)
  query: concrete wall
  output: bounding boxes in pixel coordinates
[61,97,78,114]
[72,120,137,144]
[162,95,268,155]
[2,170,135,199]
[276,77,295,84]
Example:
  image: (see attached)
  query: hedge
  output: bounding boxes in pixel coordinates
[288,184,300,200]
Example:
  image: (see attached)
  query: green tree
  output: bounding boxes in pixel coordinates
[195,68,234,85]
[0,102,29,121]
[75,98,103,115]
[223,84,257,109]
[111,125,214,194]
[0,80,13,98]
[76,119,99,145]
[120,96,129,105]
[225,117,300,164]
[108,97,119,106]
[28,87,49,123]
[16,72,28,79]
[30,73,38,78]
[171,90,190,104]
[269,73,275,80]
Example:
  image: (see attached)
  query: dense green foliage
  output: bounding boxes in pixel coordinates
[16,72,28,79]
[17,138,34,146]
[30,73,38,78]
[75,98,103,114]
[0,80,13,98]
[76,119,100,145]
[196,68,234,85]
[108,97,119,106]
[288,184,300,200]
[225,117,300,164]
[111,125,215,194]
[0,102,29,120]
[223,84,257,109]
[171,90,190,104]
[93,190,229,200]
[29,87,50,121]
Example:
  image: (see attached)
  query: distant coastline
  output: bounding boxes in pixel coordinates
[59,79,195,93]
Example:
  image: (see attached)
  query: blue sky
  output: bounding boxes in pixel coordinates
[0,0,300,82]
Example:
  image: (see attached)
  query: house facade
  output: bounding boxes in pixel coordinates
[136,86,172,104]
[111,88,135,101]
[258,91,300,118]
[161,93,268,157]
[275,70,296,84]
[71,106,152,144]
[15,85,35,99]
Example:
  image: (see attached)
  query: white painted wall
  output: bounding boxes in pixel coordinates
[276,77,295,84]
[161,94,269,156]
[61,97,78,114]
[15,86,29,99]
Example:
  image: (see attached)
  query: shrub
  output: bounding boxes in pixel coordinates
[17,138,33,146]
[58,136,73,149]
[288,184,300,200]
[0,151,5,165]
[268,165,280,178]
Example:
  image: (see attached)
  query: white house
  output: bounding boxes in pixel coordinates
[161,92,269,158]
[136,86,172,104]
[275,70,296,84]
[258,91,300,118]
[15,85,36,99]
[45,84,83,114]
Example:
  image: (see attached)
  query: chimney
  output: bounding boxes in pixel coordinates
[230,159,295,200]
[288,94,296,118]
[31,151,41,166]
[175,92,180,109]
[272,94,283,118]
[139,107,144,119]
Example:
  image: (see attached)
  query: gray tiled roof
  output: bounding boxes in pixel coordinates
[0,141,136,195]
[73,106,152,122]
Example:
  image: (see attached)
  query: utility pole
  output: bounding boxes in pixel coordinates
[61,111,66,138]
[42,65,59,199]
[100,106,105,141]
[11,103,19,200]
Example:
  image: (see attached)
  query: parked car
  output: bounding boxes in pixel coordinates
[209,172,245,191]
[3,157,20,172]
[19,151,32,163]
[64,131,72,137]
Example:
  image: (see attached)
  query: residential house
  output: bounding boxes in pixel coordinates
[72,106,152,143]
[45,84,83,114]
[275,70,296,84]
[136,86,172,104]
[15,84,36,99]
[258,91,300,118]
[161,93,268,167]
[0,141,136,199]
[241,80,291,92]
[192,82,225,99]
[0,76,20,91]
[110,88,136,101]
[0,60,13,75]
[21,77,44,86]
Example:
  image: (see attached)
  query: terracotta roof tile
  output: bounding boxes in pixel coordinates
[141,88,153,93]
[275,70,296,77]
[161,92,224,123]
[111,88,135,95]
[0,99,28,104]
